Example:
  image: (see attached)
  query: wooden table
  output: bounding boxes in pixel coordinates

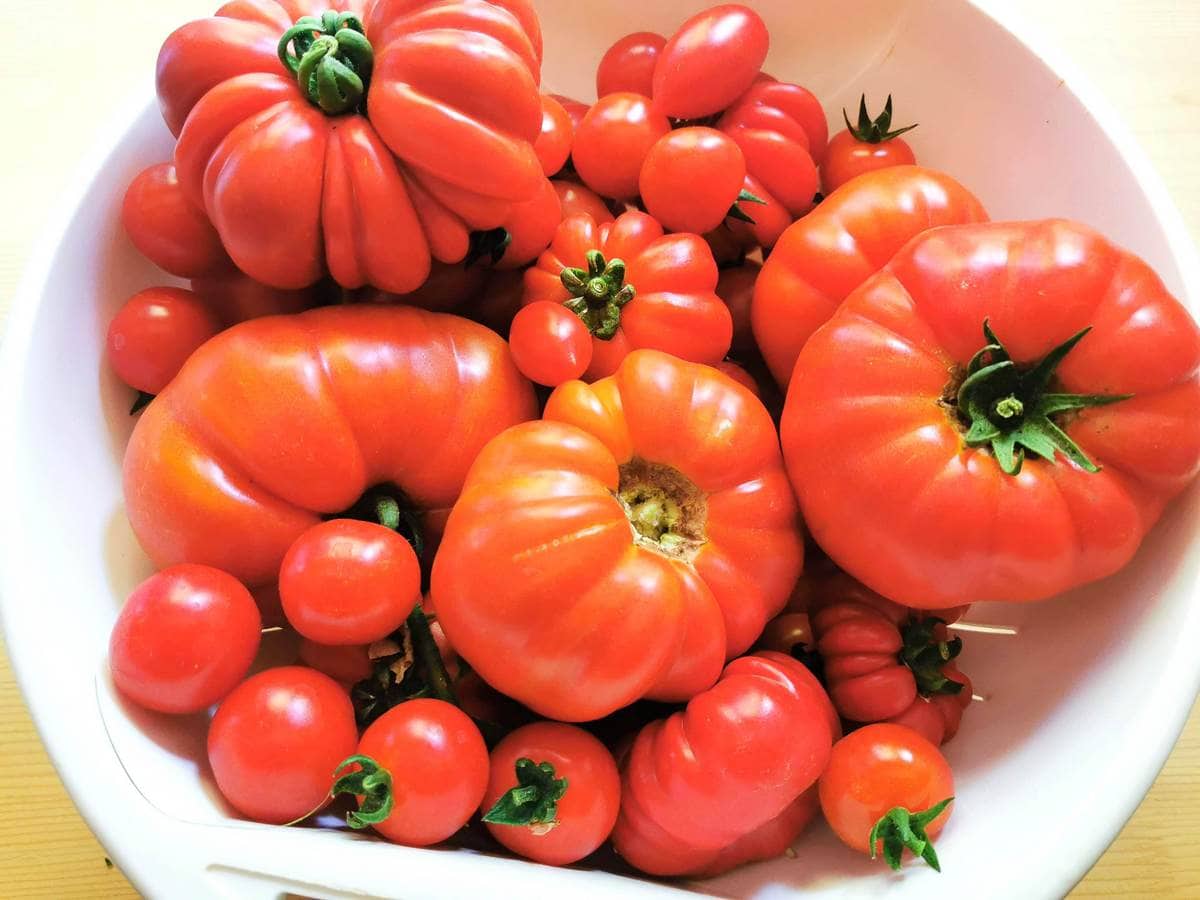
[1,1,1197,896]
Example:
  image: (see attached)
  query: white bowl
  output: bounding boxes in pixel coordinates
[3,1,1198,897]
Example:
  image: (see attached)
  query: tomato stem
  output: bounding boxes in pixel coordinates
[481,758,568,828]
[406,603,458,707]
[559,250,635,340]
[330,754,395,829]
[277,11,373,115]
[868,797,953,872]
[900,618,963,697]
[843,94,917,144]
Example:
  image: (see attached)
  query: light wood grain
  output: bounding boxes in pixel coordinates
[1,1,1198,897]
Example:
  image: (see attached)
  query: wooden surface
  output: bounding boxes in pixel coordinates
[0,1,1198,897]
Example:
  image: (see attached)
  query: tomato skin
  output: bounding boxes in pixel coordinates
[715,360,759,397]
[783,219,1200,607]
[360,259,489,312]
[107,287,222,395]
[652,5,769,120]
[534,94,573,177]
[357,699,489,846]
[494,176,563,270]
[548,94,589,130]
[690,786,820,877]
[122,162,228,278]
[721,79,828,165]
[470,268,526,336]
[190,269,317,324]
[551,179,615,225]
[297,639,373,687]
[822,129,916,194]
[509,301,593,387]
[754,166,987,387]
[208,667,358,825]
[819,724,954,857]
[596,32,666,98]
[109,564,260,714]
[715,259,760,356]
[572,93,670,200]
[639,128,746,235]
[482,722,620,865]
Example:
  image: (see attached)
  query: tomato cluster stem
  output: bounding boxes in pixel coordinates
[560,250,634,339]
[278,11,374,115]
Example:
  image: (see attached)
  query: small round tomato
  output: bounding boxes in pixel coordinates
[572,93,670,200]
[715,259,760,355]
[509,301,594,387]
[297,639,373,687]
[639,128,747,235]
[481,722,620,866]
[109,564,260,714]
[535,95,574,177]
[549,94,590,131]
[552,180,616,225]
[596,32,666,98]
[107,287,221,395]
[822,95,918,194]
[121,162,228,278]
[344,699,489,847]
[279,520,421,646]
[208,667,358,825]
[819,724,954,871]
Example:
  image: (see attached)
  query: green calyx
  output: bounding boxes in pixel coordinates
[726,187,766,226]
[481,758,568,830]
[955,320,1131,476]
[465,227,513,268]
[869,798,953,872]
[900,618,963,697]
[278,11,373,115]
[560,249,635,340]
[330,755,394,829]
[843,94,917,144]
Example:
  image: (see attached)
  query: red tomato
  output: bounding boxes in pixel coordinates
[572,93,670,200]
[715,259,760,355]
[509,301,593,387]
[639,127,747,234]
[109,564,260,714]
[493,176,563,270]
[121,162,228,278]
[190,269,317,324]
[551,179,615,224]
[652,5,769,120]
[702,225,748,267]
[107,287,221,395]
[297,639,373,687]
[596,32,666,98]
[481,722,620,865]
[822,95,918,193]
[279,519,420,646]
[208,667,358,824]
[720,78,828,165]
[470,268,527,336]
[535,94,573,177]
[691,787,820,877]
[549,94,589,130]
[360,260,489,312]
[715,360,759,397]
[819,724,954,870]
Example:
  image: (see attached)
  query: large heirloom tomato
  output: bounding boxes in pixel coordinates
[123,305,536,586]
[523,212,731,380]
[783,220,1200,608]
[754,165,987,387]
[431,350,804,721]
[160,1,544,291]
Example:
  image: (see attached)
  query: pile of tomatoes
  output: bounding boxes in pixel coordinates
[104,0,1200,885]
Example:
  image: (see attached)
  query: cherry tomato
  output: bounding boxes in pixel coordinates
[639,128,747,235]
[819,724,954,870]
[822,95,918,194]
[653,5,769,120]
[715,259,760,355]
[208,667,358,824]
[121,162,228,278]
[549,94,590,131]
[757,611,813,656]
[297,639,373,687]
[535,95,574,177]
[596,32,666,98]
[107,287,221,395]
[109,564,260,714]
[572,93,670,200]
[552,180,616,225]
[279,519,421,646]
[509,301,594,387]
[481,722,620,865]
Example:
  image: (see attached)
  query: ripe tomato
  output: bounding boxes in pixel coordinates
[715,259,759,355]
[548,94,589,130]
[715,360,759,397]
[652,5,769,120]
[481,722,620,865]
[109,564,260,714]
[493,176,563,270]
[190,269,317,324]
[279,519,420,645]
[208,667,358,824]
[551,179,615,224]
[121,162,228,278]
[819,724,954,870]
[360,259,489,312]
[470,268,526,337]
[822,95,918,194]
[572,93,670,200]
[107,287,221,395]
[639,127,747,235]
[691,787,819,877]
[720,77,827,165]
[596,32,666,98]
[509,301,593,387]
[535,94,574,177]
[297,639,373,687]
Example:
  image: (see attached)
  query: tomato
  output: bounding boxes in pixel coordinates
[121,162,228,278]
[297,639,373,686]
[611,653,834,876]
[481,722,620,865]
[639,128,747,234]
[715,259,759,356]
[208,666,358,824]
[432,350,803,720]
[161,3,544,290]
[548,93,589,130]
[107,287,221,395]
[359,259,489,312]
[340,698,489,846]
[721,77,828,164]
[509,301,593,387]
[571,93,670,200]
[822,94,918,194]
[109,564,260,714]
[702,225,748,267]
[470,268,527,336]
[522,212,731,379]
[123,306,537,587]
[596,32,665,98]
[783,219,1200,607]
[652,5,769,120]
[715,360,759,397]
[190,269,318,324]
[754,166,987,387]
[492,176,563,270]
[535,94,573,177]
[819,724,954,871]
[279,519,420,645]
[691,787,820,877]
[551,179,615,225]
